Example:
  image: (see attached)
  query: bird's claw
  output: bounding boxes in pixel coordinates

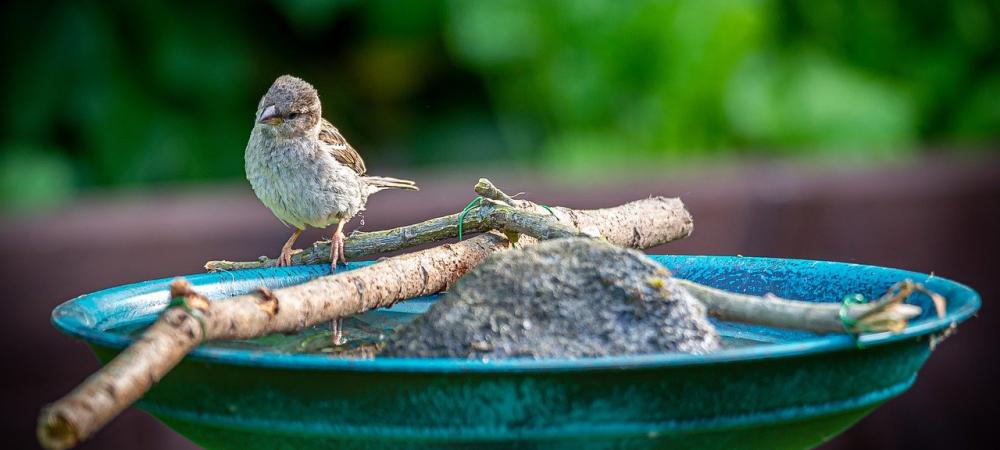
[276,248,295,267]
[329,231,347,271]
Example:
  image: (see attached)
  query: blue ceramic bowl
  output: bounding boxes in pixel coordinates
[52,256,979,450]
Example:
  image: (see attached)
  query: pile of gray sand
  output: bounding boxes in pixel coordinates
[382,238,719,359]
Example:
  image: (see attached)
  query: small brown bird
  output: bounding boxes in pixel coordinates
[245,75,418,342]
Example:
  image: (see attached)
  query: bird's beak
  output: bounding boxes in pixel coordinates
[257,105,283,125]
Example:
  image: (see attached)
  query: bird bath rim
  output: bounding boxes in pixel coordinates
[51,255,980,373]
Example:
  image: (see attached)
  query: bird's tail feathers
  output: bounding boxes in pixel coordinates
[365,176,419,194]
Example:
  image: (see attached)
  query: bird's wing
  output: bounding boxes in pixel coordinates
[319,118,367,175]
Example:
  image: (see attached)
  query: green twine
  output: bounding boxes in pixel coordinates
[457,198,555,241]
[168,295,191,311]
[457,197,484,241]
[839,293,868,349]
[167,295,207,336]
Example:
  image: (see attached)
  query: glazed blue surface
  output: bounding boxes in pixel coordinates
[50,255,980,450]
[52,255,979,371]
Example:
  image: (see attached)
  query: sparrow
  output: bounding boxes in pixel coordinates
[245,75,418,342]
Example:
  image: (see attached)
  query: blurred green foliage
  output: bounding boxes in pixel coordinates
[1,0,997,210]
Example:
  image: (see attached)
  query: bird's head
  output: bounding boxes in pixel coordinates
[255,75,322,138]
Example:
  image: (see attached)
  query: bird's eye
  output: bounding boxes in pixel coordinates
[287,112,300,120]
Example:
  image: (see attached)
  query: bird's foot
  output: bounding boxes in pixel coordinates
[331,318,344,345]
[329,230,347,271]
[277,247,296,267]
[276,229,304,267]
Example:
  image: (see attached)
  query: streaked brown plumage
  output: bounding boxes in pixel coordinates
[245,75,418,343]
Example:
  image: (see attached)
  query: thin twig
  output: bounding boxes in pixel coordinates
[205,178,693,271]
[676,278,937,334]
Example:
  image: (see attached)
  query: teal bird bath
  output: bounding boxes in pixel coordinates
[51,256,979,450]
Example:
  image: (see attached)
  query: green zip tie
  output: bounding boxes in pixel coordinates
[540,204,555,215]
[167,295,207,336]
[839,293,867,349]
[168,295,191,312]
[457,197,484,241]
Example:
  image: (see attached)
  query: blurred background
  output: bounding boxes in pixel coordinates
[1,0,997,449]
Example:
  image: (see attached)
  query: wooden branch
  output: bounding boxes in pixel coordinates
[37,281,211,450]
[205,179,693,271]
[677,279,939,334]
[474,177,518,204]
[38,233,509,450]
[39,182,695,450]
